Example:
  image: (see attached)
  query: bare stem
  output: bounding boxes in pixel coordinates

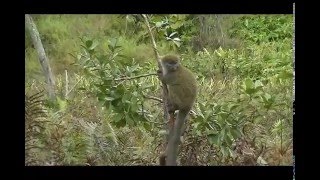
[115,73,157,81]
[143,94,163,103]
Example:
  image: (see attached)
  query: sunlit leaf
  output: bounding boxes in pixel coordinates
[169,32,178,38]
[89,41,99,50]
[155,22,163,28]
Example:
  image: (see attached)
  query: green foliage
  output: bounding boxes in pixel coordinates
[189,75,292,163]
[25,15,125,76]
[111,37,155,64]
[230,15,293,44]
[25,14,293,166]
[74,37,157,128]
[193,100,244,159]
[132,14,198,52]
[185,38,292,83]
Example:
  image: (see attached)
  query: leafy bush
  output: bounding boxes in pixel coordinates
[230,15,293,44]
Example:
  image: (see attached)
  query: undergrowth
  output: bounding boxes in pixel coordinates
[25,14,293,166]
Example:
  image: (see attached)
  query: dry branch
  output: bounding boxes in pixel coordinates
[142,14,171,165]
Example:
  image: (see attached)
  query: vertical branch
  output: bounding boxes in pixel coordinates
[141,15,161,64]
[215,15,225,47]
[65,69,69,99]
[25,14,56,100]
[141,14,171,159]
[142,14,169,122]
[124,15,128,36]
[293,3,295,107]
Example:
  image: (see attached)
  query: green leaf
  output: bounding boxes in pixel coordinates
[171,22,183,29]
[173,40,181,47]
[131,103,138,112]
[245,88,257,95]
[155,22,163,28]
[109,38,118,47]
[192,122,201,129]
[221,146,229,157]
[240,94,247,100]
[85,40,93,49]
[141,84,154,90]
[254,80,264,88]
[115,119,126,128]
[228,103,239,111]
[105,96,115,101]
[112,53,119,60]
[89,41,99,50]
[264,93,271,101]
[169,32,178,38]
[199,102,206,112]
[212,120,222,130]
[208,133,219,145]
[254,116,264,123]
[114,45,122,50]
[230,128,242,139]
[57,97,67,111]
[195,129,201,136]
[219,112,229,120]
[198,103,206,119]
[225,133,233,146]
[257,156,268,165]
[262,93,271,102]
[173,37,181,42]
[204,109,213,121]
[244,79,254,90]
[113,114,123,123]
[143,122,152,131]
[108,45,114,52]
[278,70,293,79]
[126,116,134,126]
[220,127,226,142]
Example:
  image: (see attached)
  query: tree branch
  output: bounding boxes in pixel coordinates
[145,118,168,125]
[142,14,170,123]
[143,94,163,103]
[25,14,56,100]
[142,14,171,165]
[142,15,161,64]
[115,73,157,81]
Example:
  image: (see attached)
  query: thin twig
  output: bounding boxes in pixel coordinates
[115,73,157,81]
[142,14,169,127]
[66,79,81,97]
[143,94,163,103]
[145,118,168,125]
[65,70,69,99]
[141,15,161,63]
[142,14,171,164]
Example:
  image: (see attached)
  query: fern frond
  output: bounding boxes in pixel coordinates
[25,90,47,122]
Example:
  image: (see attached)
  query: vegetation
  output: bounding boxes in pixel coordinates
[25,14,293,166]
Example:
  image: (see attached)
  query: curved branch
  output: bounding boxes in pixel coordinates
[143,94,163,103]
